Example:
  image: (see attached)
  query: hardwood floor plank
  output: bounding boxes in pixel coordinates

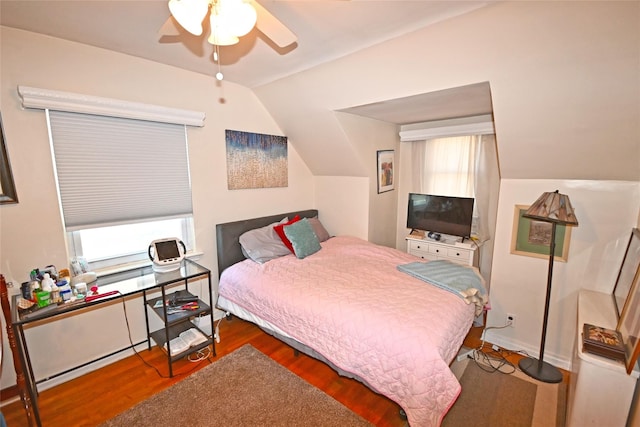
[1,318,568,427]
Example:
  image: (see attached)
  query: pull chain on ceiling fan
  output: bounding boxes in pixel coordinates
[167,0,294,81]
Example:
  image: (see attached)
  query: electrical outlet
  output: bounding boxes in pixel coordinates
[507,313,516,327]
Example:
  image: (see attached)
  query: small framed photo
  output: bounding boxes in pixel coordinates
[510,204,572,262]
[376,150,394,194]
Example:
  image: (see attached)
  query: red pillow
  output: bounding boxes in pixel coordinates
[273,215,301,253]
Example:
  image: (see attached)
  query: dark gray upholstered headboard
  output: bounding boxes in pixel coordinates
[215,209,318,277]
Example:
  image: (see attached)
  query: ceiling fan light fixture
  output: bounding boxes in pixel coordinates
[207,30,239,46]
[168,0,209,36]
[208,12,240,45]
[216,0,257,37]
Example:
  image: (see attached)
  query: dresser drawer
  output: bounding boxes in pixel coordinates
[429,245,446,256]
[408,240,428,252]
[407,241,432,259]
[446,247,472,260]
[406,236,478,267]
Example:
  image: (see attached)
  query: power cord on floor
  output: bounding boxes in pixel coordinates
[119,294,213,378]
[467,323,530,374]
[188,346,212,362]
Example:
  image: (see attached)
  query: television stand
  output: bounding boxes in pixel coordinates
[409,229,465,244]
[405,235,478,267]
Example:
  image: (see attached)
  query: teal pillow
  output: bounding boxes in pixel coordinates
[283,218,322,259]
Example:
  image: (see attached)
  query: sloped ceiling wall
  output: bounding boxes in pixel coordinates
[254,1,640,182]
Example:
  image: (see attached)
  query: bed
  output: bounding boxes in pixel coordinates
[215,209,487,426]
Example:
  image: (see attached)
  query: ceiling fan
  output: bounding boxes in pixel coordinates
[164,0,297,47]
[161,0,297,79]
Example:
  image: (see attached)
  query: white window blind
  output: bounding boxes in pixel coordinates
[48,110,192,230]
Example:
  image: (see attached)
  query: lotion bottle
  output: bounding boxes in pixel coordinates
[41,273,54,292]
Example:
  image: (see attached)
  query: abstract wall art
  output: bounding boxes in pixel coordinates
[225,129,288,190]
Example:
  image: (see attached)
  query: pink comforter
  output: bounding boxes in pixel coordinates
[218,236,475,426]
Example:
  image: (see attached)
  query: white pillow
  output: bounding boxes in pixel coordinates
[239,217,290,263]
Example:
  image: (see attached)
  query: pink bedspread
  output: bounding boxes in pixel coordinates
[218,236,475,426]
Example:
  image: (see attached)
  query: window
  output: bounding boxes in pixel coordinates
[412,135,484,238]
[19,86,205,273]
[47,110,195,272]
[67,217,194,271]
[421,135,477,198]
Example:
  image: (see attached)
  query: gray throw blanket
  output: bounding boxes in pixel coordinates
[397,259,488,315]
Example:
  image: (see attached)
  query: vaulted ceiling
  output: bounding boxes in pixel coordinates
[2,1,638,181]
[0,1,491,89]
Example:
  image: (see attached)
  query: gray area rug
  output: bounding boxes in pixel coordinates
[445,357,567,427]
[100,344,372,427]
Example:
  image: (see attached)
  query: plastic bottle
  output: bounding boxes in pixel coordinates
[59,284,72,302]
[50,281,61,303]
[41,273,54,292]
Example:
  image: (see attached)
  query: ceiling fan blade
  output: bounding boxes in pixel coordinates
[252,1,297,48]
[158,15,181,37]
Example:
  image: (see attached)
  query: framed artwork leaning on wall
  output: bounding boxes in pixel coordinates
[617,260,640,374]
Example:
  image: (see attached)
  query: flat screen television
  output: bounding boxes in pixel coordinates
[407,193,474,239]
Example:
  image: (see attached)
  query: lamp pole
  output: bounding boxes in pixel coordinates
[519,220,564,383]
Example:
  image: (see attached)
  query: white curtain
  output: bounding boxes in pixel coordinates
[473,134,496,243]
[411,135,491,241]
[423,136,476,197]
[411,133,499,309]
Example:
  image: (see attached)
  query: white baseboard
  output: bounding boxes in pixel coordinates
[485,330,572,372]
[27,312,226,395]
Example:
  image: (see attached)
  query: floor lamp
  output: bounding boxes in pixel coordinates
[518,190,579,383]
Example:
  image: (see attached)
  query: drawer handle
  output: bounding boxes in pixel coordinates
[456,252,460,256]
[435,249,440,253]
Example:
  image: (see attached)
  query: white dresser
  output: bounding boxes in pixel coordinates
[405,235,478,267]
[567,289,639,427]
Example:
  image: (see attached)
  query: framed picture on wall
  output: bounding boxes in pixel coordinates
[617,262,640,374]
[377,150,394,194]
[0,113,18,204]
[510,204,572,262]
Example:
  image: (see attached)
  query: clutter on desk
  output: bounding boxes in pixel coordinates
[16,297,34,310]
[35,290,50,307]
[40,273,55,291]
[17,260,126,318]
[152,290,201,315]
[59,283,72,302]
[74,282,88,299]
[17,261,97,315]
[70,256,97,286]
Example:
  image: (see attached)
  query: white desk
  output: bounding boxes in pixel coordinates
[567,289,639,427]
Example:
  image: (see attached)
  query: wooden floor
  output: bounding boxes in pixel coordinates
[1,318,569,427]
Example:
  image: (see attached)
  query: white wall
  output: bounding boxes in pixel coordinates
[486,179,640,369]
[334,112,400,247]
[314,176,369,240]
[255,1,640,183]
[0,27,315,390]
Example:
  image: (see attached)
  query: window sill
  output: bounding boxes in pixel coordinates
[94,251,204,278]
